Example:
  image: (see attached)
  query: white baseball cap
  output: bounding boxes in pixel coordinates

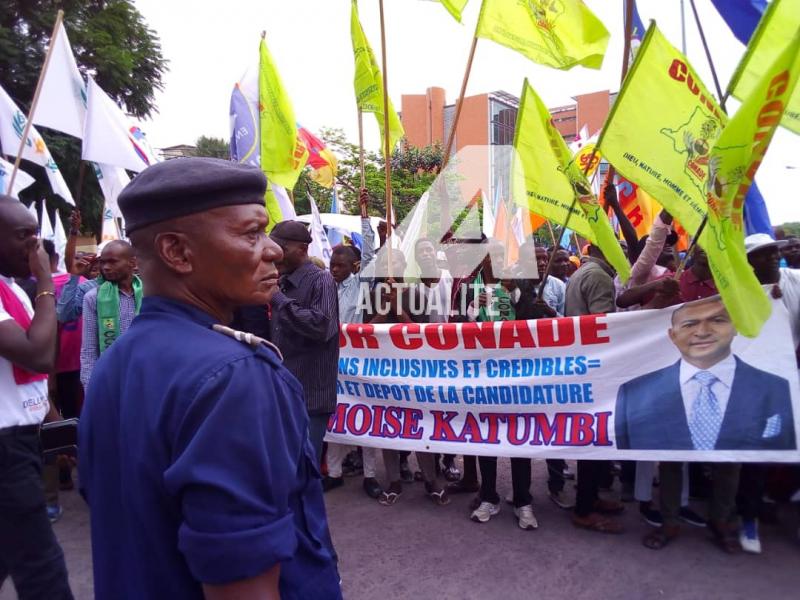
[744,233,788,255]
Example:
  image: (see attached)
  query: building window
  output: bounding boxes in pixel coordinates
[490,99,517,146]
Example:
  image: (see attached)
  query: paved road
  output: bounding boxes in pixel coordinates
[3,459,799,599]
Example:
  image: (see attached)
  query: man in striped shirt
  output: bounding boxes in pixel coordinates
[269,221,340,466]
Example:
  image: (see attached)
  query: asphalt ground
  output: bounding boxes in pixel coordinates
[2,458,799,600]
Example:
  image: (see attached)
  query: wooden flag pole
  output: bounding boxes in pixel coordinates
[8,9,64,194]
[545,221,558,247]
[357,108,367,189]
[536,0,634,296]
[442,36,479,170]
[378,0,394,278]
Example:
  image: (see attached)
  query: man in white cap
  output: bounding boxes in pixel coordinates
[737,233,800,554]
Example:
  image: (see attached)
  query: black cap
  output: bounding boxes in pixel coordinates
[270,220,312,244]
[118,157,267,233]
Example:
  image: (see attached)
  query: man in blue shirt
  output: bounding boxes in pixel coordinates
[79,158,341,599]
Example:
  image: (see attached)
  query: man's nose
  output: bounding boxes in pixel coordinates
[263,237,284,262]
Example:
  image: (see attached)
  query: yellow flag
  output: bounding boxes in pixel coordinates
[573,141,600,177]
[727,0,800,135]
[701,29,800,337]
[512,79,630,281]
[475,0,609,70]
[597,23,727,237]
[437,0,468,22]
[351,0,405,154]
[259,38,308,193]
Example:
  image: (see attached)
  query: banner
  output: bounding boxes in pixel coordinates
[327,297,800,462]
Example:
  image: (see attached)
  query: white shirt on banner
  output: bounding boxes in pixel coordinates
[0,275,49,428]
[679,353,736,426]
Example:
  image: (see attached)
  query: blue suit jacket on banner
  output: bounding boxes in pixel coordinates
[615,357,795,451]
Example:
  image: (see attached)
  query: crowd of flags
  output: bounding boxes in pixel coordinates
[2,0,798,337]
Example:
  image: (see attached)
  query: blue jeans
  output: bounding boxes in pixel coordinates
[308,413,332,468]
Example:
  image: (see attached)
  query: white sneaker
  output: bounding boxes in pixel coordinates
[514,504,539,530]
[470,501,500,523]
[739,519,762,554]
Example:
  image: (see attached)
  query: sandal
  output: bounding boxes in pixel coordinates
[425,484,451,506]
[643,526,680,550]
[378,482,402,506]
[571,513,624,534]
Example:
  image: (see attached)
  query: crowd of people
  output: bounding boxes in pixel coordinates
[1,157,799,598]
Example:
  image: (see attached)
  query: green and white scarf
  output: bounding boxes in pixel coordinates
[97,275,143,353]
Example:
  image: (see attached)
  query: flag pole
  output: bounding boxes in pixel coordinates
[438,35,479,230]
[378,0,394,278]
[536,0,634,297]
[442,36,479,170]
[688,0,725,108]
[7,9,64,194]
[545,220,557,247]
[672,0,729,279]
[357,108,366,189]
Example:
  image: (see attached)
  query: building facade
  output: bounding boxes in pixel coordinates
[400,87,616,204]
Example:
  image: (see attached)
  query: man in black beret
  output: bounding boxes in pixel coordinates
[78,158,341,599]
[268,220,340,467]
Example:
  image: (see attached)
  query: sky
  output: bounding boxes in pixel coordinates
[133,0,800,224]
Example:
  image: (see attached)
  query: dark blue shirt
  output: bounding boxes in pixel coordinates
[79,296,341,600]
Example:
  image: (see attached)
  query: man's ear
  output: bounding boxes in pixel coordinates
[353,260,361,273]
[154,231,194,275]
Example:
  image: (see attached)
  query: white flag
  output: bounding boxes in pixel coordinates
[0,156,35,198]
[93,162,129,218]
[83,77,155,172]
[271,182,297,220]
[40,205,54,241]
[0,84,74,204]
[307,194,332,267]
[481,191,495,239]
[101,205,120,243]
[33,22,86,139]
[53,209,68,273]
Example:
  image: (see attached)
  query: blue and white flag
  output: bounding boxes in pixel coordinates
[709,0,767,45]
[229,65,260,168]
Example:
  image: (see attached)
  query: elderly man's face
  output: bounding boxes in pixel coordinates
[274,240,308,275]
[669,300,736,368]
[195,205,282,305]
[783,238,800,266]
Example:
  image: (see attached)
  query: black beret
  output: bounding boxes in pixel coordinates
[118,157,266,233]
[270,220,312,244]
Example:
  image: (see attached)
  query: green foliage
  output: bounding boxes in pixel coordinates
[292,128,443,223]
[778,222,800,237]
[0,0,167,235]
[193,136,229,159]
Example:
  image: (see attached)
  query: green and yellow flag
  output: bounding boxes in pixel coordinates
[351,0,404,154]
[597,23,727,236]
[437,0,468,22]
[475,0,609,70]
[259,37,308,211]
[727,0,800,135]
[701,28,800,337]
[512,79,630,281]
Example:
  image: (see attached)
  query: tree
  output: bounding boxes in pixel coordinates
[292,127,443,224]
[193,136,229,159]
[0,0,167,235]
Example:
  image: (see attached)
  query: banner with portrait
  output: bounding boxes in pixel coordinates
[326,297,800,462]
